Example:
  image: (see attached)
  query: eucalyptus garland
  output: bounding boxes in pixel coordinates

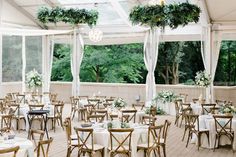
[129,2,200,29]
[37,7,99,27]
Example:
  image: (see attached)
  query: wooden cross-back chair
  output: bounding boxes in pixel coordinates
[179,93,188,103]
[105,98,114,104]
[87,114,106,123]
[63,117,77,157]
[213,115,234,152]
[74,127,105,157]
[36,137,53,157]
[30,129,45,152]
[192,98,206,104]
[31,94,43,104]
[137,125,163,157]
[8,103,25,131]
[109,128,134,157]
[160,120,171,157]
[174,99,182,127]
[90,109,108,120]
[1,114,13,130]
[48,101,64,132]
[181,108,193,141]
[121,109,137,123]
[87,98,100,109]
[132,102,145,111]
[0,146,20,157]
[28,104,45,130]
[141,115,157,126]
[201,103,216,115]
[185,114,209,150]
[103,103,113,108]
[16,94,26,104]
[0,98,7,114]
[70,97,87,121]
[179,103,192,127]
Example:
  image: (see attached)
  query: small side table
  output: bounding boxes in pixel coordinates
[27,110,50,139]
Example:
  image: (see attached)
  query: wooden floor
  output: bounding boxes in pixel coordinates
[16,105,235,157]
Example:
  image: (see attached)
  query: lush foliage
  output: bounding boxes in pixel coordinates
[195,71,211,87]
[113,97,127,109]
[129,2,200,29]
[219,105,236,114]
[26,69,42,88]
[154,90,178,103]
[37,7,98,27]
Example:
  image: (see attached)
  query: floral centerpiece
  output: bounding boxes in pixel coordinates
[113,97,127,110]
[145,106,165,115]
[26,69,42,91]
[219,105,236,115]
[195,71,211,87]
[155,90,178,103]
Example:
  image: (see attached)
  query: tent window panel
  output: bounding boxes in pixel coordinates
[2,35,22,82]
[25,36,42,74]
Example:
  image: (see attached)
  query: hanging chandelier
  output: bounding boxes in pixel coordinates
[88,28,103,42]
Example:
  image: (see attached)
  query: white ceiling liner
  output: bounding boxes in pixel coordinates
[0,27,72,36]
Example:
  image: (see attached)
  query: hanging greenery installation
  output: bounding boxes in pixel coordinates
[37,7,99,27]
[129,2,201,29]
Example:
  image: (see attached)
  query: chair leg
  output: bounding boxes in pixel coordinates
[162,144,166,157]
[180,115,184,128]
[66,147,71,157]
[182,126,188,141]
[197,133,201,150]
[186,131,191,148]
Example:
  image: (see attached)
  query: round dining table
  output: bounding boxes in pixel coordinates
[0,137,34,157]
[79,122,149,157]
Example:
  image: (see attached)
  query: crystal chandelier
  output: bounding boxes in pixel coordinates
[88,28,103,42]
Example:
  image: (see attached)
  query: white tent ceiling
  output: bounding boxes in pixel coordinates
[1,0,236,44]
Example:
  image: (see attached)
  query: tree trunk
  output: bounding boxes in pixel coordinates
[95,66,100,82]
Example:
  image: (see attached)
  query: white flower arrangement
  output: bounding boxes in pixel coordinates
[220,105,236,114]
[113,97,127,109]
[26,69,42,89]
[155,90,178,103]
[195,71,212,87]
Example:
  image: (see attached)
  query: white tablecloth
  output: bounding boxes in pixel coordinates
[191,115,236,150]
[80,123,149,157]
[0,137,34,157]
[157,102,176,115]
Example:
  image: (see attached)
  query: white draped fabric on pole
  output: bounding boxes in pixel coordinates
[42,35,54,93]
[201,26,222,102]
[144,28,160,104]
[71,29,84,96]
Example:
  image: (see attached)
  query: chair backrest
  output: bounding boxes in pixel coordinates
[63,117,72,143]
[147,125,163,148]
[0,146,20,157]
[87,98,100,109]
[132,102,145,111]
[91,109,108,120]
[213,115,233,135]
[121,109,137,123]
[37,137,53,157]
[105,98,114,104]
[52,101,64,118]
[209,106,220,114]
[30,129,45,151]
[185,114,199,131]
[174,100,182,115]
[8,103,20,117]
[29,104,44,111]
[87,114,105,123]
[201,103,216,115]
[179,93,188,102]
[162,120,171,143]
[31,94,43,103]
[141,115,157,126]
[109,128,134,152]
[1,114,13,130]
[74,127,94,150]
[16,94,26,104]
[192,98,205,104]
[149,106,157,117]
[103,103,112,108]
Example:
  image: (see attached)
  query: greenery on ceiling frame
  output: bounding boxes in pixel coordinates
[129,2,201,29]
[37,7,99,27]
